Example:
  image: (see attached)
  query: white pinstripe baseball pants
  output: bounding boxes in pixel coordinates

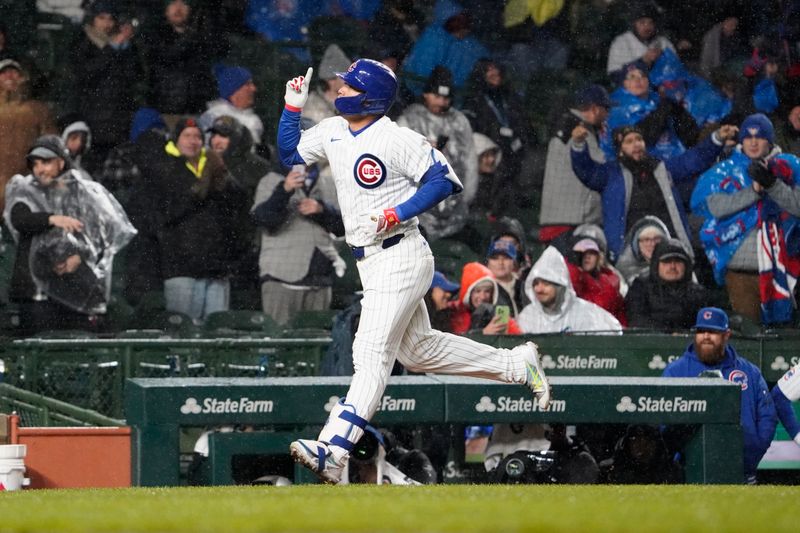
[318,231,528,452]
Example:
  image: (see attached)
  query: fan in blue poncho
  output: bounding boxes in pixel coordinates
[691,114,800,324]
[604,59,698,162]
[649,48,733,127]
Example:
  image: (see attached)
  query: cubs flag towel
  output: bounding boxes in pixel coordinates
[757,216,800,324]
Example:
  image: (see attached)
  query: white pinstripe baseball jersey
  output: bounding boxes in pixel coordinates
[296,115,462,247]
[287,105,549,482]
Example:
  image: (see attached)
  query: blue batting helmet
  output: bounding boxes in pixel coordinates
[335,59,397,116]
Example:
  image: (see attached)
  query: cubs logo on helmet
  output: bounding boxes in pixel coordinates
[728,369,748,391]
[353,154,386,189]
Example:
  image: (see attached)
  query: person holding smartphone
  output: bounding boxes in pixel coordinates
[450,262,522,335]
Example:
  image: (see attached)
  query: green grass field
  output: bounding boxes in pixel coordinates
[0,484,798,532]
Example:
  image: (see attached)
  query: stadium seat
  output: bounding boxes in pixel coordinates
[204,310,281,336]
[429,238,479,278]
[137,310,201,338]
[289,309,338,330]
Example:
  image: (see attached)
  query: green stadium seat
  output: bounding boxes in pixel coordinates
[429,238,479,278]
[138,310,201,338]
[288,309,338,330]
[429,239,480,262]
[204,310,281,336]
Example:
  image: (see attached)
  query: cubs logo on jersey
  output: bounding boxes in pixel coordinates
[728,369,748,391]
[353,154,386,189]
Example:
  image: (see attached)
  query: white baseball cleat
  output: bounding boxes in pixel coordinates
[290,439,345,485]
[519,341,552,410]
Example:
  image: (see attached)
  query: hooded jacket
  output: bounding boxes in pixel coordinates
[5,158,136,306]
[624,238,711,330]
[565,235,627,326]
[60,120,92,171]
[450,262,521,335]
[397,102,478,240]
[402,0,490,94]
[199,98,263,147]
[517,247,622,334]
[663,343,777,479]
[615,215,671,284]
[216,116,270,198]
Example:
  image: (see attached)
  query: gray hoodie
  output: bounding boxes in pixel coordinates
[517,246,622,334]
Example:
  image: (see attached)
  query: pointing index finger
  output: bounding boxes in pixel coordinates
[303,67,313,87]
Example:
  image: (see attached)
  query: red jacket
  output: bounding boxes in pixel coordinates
[567,262,628,326]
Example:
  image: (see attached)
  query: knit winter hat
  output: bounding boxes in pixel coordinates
[613,125,644,152]
[318,44,351,80]
[424,66,454,97]
[213,64,253,100]
[130,107,166,142]
[173,117,201,141]
[739,113,775,144]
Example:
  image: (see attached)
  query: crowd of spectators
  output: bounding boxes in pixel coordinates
[2,0,800,484]
[1,0,797,329]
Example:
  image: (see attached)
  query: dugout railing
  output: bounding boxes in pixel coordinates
[126,375,745,486]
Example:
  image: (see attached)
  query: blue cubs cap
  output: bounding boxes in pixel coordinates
[739,113,775,144]
[431,271,459,293]
[693,307,730,332]
[487,240,518,261]
[574,84,612,109]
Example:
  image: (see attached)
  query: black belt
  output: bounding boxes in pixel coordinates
[350,233,405,260]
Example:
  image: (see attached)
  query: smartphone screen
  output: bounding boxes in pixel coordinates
[494,305,510,325]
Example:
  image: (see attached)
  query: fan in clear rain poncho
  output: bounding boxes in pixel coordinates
[3,135,136,315]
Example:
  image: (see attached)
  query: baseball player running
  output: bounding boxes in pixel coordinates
[278,59,551,484]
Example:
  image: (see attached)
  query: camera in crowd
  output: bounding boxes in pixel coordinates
[490,424,600,484]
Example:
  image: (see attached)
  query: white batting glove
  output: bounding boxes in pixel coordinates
[369,208,401,237]
[284,67,313,110]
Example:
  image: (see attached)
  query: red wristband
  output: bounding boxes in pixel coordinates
[384,208,400,228]
[284,104,302,113]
